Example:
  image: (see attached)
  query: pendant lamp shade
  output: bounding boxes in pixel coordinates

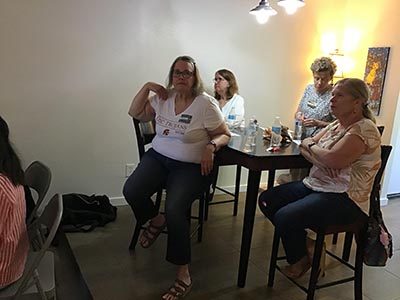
[249,0,277,24]
[277,0,305,15]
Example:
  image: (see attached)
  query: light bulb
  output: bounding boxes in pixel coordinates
[256,13,270,24]
[277,0,305,15]
[284,5,297,14]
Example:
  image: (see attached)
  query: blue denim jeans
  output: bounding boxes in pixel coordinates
[258,181,366,264]
[123,148,208,265]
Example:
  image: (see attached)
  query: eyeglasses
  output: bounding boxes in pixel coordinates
[213,77,226,83]
[173,70,193,79]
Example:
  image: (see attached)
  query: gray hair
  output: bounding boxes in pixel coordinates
[310,57,337,77]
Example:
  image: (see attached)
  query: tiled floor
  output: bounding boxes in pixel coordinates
[68,195,400,300]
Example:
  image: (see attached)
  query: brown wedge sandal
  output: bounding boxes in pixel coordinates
[140,220,167,248]
[162,279,192,300]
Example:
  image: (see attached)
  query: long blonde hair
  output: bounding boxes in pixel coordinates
[335,78,376,123]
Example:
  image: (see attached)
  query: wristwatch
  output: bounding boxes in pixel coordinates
[207,140,217,153]
[308,142,316,149]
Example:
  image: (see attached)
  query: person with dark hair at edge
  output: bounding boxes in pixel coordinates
[0,116,29,289]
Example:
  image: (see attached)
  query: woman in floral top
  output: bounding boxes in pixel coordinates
[279,56,337,184]
[297,56,337,138]
[258,78,381,279]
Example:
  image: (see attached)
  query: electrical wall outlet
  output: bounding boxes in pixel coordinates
[125,163,135,177]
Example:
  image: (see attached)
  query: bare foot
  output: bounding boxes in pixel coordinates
[282,255,311,279]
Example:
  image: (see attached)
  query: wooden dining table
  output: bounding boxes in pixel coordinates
[216,127,311,287]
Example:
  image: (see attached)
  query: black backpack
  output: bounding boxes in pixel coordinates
[61,193,117,232]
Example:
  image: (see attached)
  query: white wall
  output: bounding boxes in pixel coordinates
[1,0,399,200]
[382,92,400,200]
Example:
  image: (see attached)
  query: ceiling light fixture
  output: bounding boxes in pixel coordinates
[249,0,277,24]
[250,0,305,24]
[277,0,305,15]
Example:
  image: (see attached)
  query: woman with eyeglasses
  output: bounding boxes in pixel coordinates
[278,57,337,184]
[124,56,230,300]
[0,116,29,289]
[214,69,245,128]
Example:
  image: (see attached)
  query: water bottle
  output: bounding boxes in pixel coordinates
[247,117,258,135]
[247,117,255,135]
[227,107,236,128]
[239,118,246,131]
[271,116,282,147]
[294,112,304,140]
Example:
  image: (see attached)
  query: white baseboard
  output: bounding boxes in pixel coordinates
[380,197,388,206]
[109,197,128,206]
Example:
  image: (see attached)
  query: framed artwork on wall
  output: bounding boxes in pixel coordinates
[363,47,390,116]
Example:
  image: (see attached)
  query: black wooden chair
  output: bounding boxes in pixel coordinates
[128,118,206,250]
[267,145,392,300]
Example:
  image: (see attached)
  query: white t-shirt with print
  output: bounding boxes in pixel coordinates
[150,92,224,164]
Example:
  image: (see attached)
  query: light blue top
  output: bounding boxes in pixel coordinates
[220,93,245,127]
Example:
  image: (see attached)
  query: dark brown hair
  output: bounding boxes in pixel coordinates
[0,116,25,186]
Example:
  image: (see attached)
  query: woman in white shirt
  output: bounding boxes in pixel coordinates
[124,56,231,300]
[214,69,245,128]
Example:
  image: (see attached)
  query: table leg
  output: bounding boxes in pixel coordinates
[237,169,262,287]
[267,169,276,189]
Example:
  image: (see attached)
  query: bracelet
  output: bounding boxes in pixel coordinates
[207,140,217,153]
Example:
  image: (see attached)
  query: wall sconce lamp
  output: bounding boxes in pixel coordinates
[249,0,305,24]
[329,49,345,82]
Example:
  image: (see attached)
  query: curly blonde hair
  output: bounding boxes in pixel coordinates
[310,57,337,77]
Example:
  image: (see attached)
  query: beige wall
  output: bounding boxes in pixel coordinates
[1,0,399,200]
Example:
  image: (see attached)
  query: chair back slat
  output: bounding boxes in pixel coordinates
[25,161,52,224]
[377,125,385,136]
[13,194,63,299]
[132,118,156,159]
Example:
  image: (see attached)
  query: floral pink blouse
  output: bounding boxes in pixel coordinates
[303,118,381,213]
